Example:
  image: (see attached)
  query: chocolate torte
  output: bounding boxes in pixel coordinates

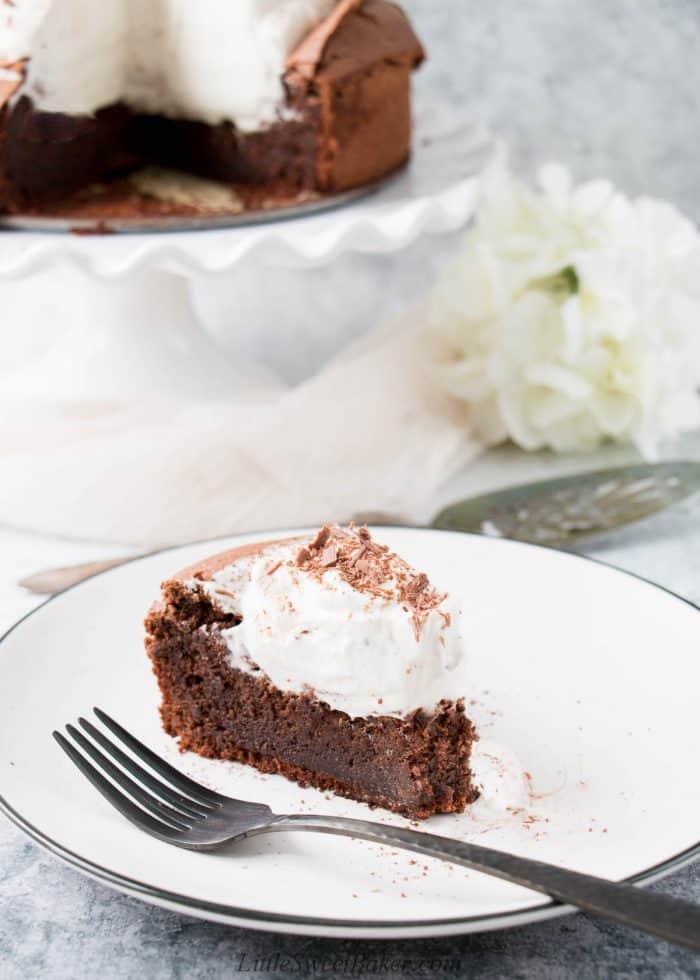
[0,0,424,215]
[145,525,479,820]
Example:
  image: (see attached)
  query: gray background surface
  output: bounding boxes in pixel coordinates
[2,1,700,977]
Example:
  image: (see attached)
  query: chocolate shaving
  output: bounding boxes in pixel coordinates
[401,573,429,602]
[320,544,338,567]
[294,524,450,639]
[296,546,311,566]
[214,588,237,599]
[310,526,331,550]
[267,560,283,576]
[348,545,366,567]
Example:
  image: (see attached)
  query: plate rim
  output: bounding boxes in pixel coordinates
[1,526,699,938]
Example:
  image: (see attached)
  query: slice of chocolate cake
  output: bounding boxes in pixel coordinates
[145,526,479,820]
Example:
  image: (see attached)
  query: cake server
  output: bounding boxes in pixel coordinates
[20,461,700,595]
[54,707,700,952]
[431,460,700,547]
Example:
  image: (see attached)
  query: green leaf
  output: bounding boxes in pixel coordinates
[529,264,579,298]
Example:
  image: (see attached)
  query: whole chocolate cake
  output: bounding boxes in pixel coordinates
[0,0,424,215]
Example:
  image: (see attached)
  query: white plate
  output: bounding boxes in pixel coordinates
[0,528,698,938]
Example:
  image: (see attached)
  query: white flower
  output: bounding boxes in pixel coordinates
[430,163,700,458]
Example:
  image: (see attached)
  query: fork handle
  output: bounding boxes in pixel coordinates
[270,814,700,951]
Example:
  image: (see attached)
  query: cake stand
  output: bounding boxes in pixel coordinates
[0,118,499,542]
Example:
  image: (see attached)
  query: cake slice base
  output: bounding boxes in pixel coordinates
[146,582,479,820]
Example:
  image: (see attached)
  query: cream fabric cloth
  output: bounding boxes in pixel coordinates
[0,306,480,545]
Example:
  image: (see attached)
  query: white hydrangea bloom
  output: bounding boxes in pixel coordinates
[431,164,700,458]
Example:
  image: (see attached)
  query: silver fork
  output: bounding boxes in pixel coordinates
[54,708,700,951]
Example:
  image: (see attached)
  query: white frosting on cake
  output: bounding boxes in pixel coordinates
[0,0,336,130]
[192,529,466,719]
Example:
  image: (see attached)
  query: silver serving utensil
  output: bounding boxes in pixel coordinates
[54,708,700,952]
[431,461,700,546]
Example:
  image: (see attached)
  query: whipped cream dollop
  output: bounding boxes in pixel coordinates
[193,526,466,719]
[1,0,336,129]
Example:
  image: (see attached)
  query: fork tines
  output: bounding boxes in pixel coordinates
[53,708,222,841]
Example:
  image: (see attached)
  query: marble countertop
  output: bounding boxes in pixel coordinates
[3,0,700,976]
